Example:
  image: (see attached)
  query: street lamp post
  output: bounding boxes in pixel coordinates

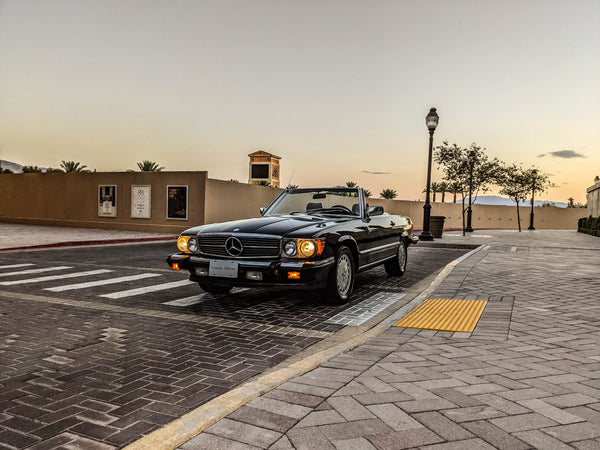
[528,169,537,230]
[419,107,439,241]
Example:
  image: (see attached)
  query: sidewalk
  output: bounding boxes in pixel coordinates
[0,223,175,250]
[167,230,600,449]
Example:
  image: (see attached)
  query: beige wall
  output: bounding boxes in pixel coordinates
[205,179,281,224]
[368,198,586,230]
[0,172,207,234]
[587,181,600,217]
[0,174,587,232]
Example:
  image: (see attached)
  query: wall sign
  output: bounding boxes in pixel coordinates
[131,185,151,219]
[167,185,188,220]
[98,185,117,217]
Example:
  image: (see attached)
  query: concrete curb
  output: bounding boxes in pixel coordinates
[124,244,485,450]
[0,236,177,252]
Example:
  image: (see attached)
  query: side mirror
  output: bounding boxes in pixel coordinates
[259,207,267,216]
[367,206,384,216]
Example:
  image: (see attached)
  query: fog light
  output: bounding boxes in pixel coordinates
[195,267,209,276]
[172,263,180,270]
[246,271,263,281]
[287,271,301,280]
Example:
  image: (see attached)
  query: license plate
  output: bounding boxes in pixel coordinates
[209,260,238,278]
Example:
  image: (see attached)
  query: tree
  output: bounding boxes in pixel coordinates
[285,183,299,190]
[567,197,575,208]
[22,166,43,173]
[137,160,164,172]
[434,141,503,235]
[345,181,358,187]
[447,182,461,204]
[363,189,372,198]
[423,182,444,202]
[497,164,530,232]
[60,161,88,172]
[256,180,271,186]
[438,181,448,202]
[380,188,397,199]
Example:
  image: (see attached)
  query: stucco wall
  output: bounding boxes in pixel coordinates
[0,174,587,232]
[368,198,585,230]
[0,171,207,233]
[205,179,281,224]
[587,181,600,218]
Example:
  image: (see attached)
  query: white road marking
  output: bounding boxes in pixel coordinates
[101,280,195,299]
[325,292,406,326]
[511,246,518,253]
[0,269,113,286]
[162,287,250,307]
[45,273,162,292]
[163,294,206,306]
[0,263,36,269]
[0,266,73,277]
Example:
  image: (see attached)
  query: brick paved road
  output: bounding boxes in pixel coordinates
[184,231,600,449]
[0,242,467,448]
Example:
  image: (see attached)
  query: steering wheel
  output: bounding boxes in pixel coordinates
[330,205,353,214]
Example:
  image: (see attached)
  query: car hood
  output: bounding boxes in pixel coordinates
[183,214,352,237]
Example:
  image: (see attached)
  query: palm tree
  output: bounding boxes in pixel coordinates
[286,184,299,190]
[60,161,88,172]
[438,181,448,202]
[22,166,43,173]
[422,182,443,202]
[380,188,397,199]
[345,181,358,187]
[256,180,271,186]
[137,160,164,172]
[447,182,462,203]
[363,189,372,198]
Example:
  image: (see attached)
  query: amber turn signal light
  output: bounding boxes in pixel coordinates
[287,271,301,280]
[172,263,180,270]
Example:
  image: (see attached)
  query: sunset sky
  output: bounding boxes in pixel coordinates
[1,0,598,203]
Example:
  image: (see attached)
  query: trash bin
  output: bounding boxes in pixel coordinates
[430,216,446,238]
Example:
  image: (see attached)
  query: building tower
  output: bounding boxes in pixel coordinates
[248,151,281,187]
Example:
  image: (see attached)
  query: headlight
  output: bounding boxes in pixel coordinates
[188,237,199,253]
[177,235,191,253]
[283,241,297,256]
[283,239,325,258]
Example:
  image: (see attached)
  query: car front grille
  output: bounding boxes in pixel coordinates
[197,234,281,259]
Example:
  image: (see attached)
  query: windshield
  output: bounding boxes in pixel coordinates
[265,188,362,216]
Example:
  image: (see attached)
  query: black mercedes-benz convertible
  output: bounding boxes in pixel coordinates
[167,187,417,304]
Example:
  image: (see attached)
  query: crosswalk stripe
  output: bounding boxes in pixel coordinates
[0,266,73,277]
[0,269,113,286]
[162,287,250,307]
[101,280,195,299]
[163,294,206,307]
[45,273,162,292]
[0,263,36,269]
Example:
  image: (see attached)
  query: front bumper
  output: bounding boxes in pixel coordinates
[166,254,335,290]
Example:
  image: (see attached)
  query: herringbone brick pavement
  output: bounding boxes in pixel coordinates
[185,232,600,449]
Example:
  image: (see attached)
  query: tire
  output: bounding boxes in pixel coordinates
[384,239,407,277]
[324,246,355,304]
[198,283,232,295]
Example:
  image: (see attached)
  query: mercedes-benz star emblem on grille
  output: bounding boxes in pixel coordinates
[224,237,244,257]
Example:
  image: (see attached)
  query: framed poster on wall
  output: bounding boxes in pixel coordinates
[131,185,151,219]
[167,185,188,220]
[98,185,117,217]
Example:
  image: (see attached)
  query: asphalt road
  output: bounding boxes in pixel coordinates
[0,242,470,449]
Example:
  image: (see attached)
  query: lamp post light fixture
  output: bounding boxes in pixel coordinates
[419,107,439,241]
[528,169,537,230]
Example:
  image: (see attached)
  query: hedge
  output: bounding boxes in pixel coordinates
[578,216,600,237]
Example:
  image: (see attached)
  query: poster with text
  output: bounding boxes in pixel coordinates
[167,185,188,220]
[131,185,151,219]
[98,185,117,217]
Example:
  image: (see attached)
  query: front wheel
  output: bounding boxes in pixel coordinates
[324,246,355,304]
[384,239,407,277]
[198,283,232,295]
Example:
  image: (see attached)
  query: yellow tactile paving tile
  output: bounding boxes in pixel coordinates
[394,298,488,333]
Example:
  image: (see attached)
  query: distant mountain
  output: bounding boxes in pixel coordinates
[0,160,52,173]
[456,195,567,208]
[0,160,23,173]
